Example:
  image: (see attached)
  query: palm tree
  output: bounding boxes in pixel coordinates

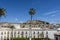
[29,8,36,40]
[10,25,15,40]
[29,8,35,21]
[0,8,6,40]
[0,8,6,19]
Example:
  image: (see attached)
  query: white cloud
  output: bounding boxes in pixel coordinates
[51,15,55,17]
[44,10,58,16]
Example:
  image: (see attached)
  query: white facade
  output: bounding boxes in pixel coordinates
[0,28,59,40]
[0,21,60,40]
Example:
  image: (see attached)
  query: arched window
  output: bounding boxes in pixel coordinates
[7,34,9,38]
[14,32,16,37]
[8,31,9,34]
[1,32,3,35]
[25,32,27,34]
[33,32,35,34]
[37,32,39,34]
[18,31,20,38]
[37,32,39,38]
[21,31,24,37]
[33,35,35,38]
[46,31,48,38]
[18,31,20,34]
[1,26,3,27]
[25,32,27,38]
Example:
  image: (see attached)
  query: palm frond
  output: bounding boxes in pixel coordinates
[29,8,35,16]
[0,8,6,17]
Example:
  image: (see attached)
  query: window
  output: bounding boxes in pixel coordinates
[7,35,9,38]
[21,31,23,35]
[18,35,20,38]
[22,26,25,28]
[18,31,20,37]
[5,32,6,34]
[37,32,39,38]
[38,35,39,38]
[25,32,27,34]
[33,32,35,34]
[55,37,58,40]
[18,31,20,34]
[21,31,24,37]
[33,35,35,38]
[14,32,16,37]
[5,26,6,28]
[1,32,3,35]
[8,31,9,34]
[37,32,39,34]
[26,35,27,38]
[11,32,12,34]
[25,32,27,38]
[1,26,3,27]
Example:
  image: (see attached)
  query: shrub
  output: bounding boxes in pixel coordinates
[13,38,29,40]
[4,38,51,40]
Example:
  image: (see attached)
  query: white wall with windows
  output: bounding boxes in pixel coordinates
[0,28,58,40]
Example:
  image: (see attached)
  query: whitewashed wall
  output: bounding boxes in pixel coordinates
[0,28,59,40]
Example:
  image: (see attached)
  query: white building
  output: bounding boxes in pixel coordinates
[0,20,60,40]
[0,28,59,40]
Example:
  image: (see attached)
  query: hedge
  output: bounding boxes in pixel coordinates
[4,38,51,40]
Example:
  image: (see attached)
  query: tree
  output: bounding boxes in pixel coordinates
[10,25,15,40]
[29,8,35,21]
[0,8,6,40]
[29,8,36,40]
[0,8,6,18]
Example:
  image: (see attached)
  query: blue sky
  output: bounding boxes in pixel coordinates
[0,0,60,24]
